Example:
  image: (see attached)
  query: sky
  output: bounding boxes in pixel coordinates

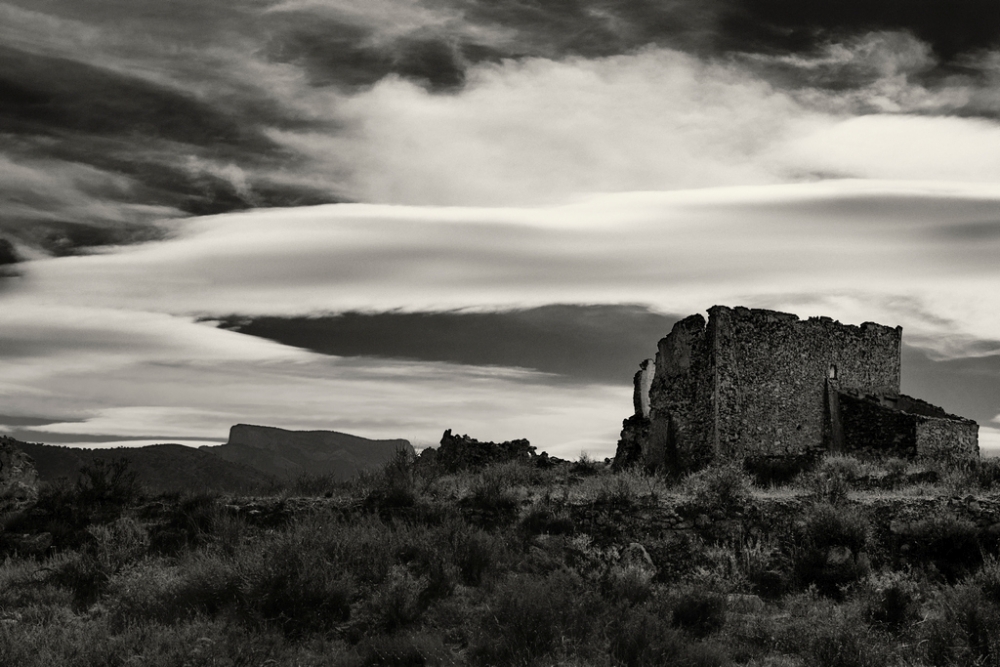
[1,0,999,458]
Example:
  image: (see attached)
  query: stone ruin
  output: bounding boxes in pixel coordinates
[615,306,979,473]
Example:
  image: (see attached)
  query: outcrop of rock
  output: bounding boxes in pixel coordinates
[423,429,536,472]
[0,436,39,518]
[203,424,413,481]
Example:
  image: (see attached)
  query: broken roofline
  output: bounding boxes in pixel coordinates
[618,305,978,471]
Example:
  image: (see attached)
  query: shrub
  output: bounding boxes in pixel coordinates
[570,453,601,477]
[463,466,520,527]
[670,589,727,637]
[896,515,982,583]
[49,551,111,609]
[974,556,1000,604]
[744,453,816,487]
[519,504,574,537]
[807,455,866,504]
[452,526,503,586]
[50,516,150,608]
[240,534,355,637]
[471,570,594,665]
[361,565,431,633]
[107,555,241,628]
[368,448,418,514]
[685,463,752,513]
[352,633,450,667]
[794,504,871,597]
[807,620,888,667]
[76,458,141,509]
[608,601,728,667]
[920,586,1000,666]
[146,493,233,556]
[864,573,920,633]
[595,476,637,511]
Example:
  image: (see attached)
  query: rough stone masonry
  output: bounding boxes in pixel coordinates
[615,306,979,472]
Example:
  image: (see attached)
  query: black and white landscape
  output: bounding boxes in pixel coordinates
[1,0,999,457]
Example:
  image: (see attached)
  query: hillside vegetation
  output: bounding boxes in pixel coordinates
[2,450,1000,666]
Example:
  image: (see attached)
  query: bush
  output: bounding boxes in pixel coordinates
[76,458,141,510]
[471,570,594,665]
[352,633,450,667]
[670,589,727,637]
[595,476,637,511]
[608,601,729,667]
[920,586,1000,666]
[519,504,574,537]
[744,453,816,487]
[240,533,355,637]
[367,449,418,515]
[807,455,866,504]
[807,620,888,667]
[865,573,920,633]
[896,515,982,583]
[463,466,520,528]
[452,526,503,586]
[50,516,150,609]
[685,463,752,513]
[794,504,871,597]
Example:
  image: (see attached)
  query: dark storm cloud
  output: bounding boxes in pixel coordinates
[720,0,1000,60]
[0,45,269,149]
[1,0,999,255]
[218,307,1000,425]
[216,305,679,385]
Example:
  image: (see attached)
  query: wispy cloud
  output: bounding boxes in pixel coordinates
[1,181,999,452]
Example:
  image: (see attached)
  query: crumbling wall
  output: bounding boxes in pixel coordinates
[710,306,901,460]
[836,391,979,463]
[647,314,717,470]
[615,305,976,473]
[838,391,917,459]
[916,418,979,463]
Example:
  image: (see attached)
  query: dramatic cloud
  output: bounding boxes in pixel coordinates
[1,0,997,455]
[2,181,999,454]
[1,0,999,247]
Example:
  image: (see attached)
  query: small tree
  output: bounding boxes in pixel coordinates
[76,458,140,508]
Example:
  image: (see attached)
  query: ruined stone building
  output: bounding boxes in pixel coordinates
[615,306,979,472]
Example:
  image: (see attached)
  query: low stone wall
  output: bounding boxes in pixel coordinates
[916,417,979,464]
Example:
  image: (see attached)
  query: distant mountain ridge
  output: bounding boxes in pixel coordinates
[8,439,272,493]
[6,424,412,492]
[201,424,413,481]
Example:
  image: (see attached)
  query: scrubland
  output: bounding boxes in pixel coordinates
[3,452,1000,666]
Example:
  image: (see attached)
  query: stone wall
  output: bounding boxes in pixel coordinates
[647,314,716,470]
[916,417,979,463]
[617,305,978,472]
[838,391,918,459]
[710,306,902,460]
[837,391,979,462]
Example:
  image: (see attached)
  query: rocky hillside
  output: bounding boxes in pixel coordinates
[201,423,413,481]
[10,439,273,493]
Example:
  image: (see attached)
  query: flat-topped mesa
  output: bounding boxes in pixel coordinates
[204,424,413,481]
[614,306,979,473]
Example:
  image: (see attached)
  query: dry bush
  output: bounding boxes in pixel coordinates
[684,463,752,513]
